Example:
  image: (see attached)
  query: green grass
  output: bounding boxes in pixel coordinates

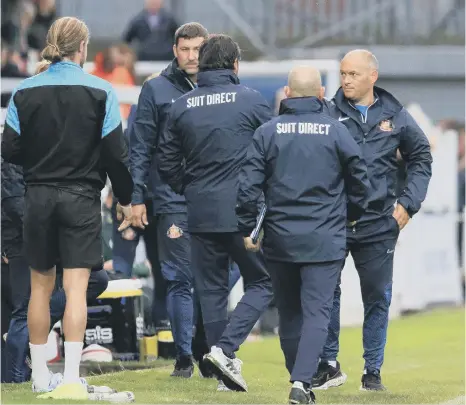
[2,308,465,404]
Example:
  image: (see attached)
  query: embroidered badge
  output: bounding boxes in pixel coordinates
[379,120,394,132]
[167,224,183,239]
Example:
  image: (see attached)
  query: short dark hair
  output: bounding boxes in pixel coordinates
[174,22,208,46]
[199,34,241,71]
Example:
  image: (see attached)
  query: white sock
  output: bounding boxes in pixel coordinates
[29,343,50,389]
[63,341,83,384]
[292,381,308,391]
[328,360,337,368]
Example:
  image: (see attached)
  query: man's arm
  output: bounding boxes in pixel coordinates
[1,91,23,165]
[100,87,134,206]
[236,126,268,236]
[129,82,158,205]
[157,108,185,194]
[122,18,137,43]
[397,109,433,217]
[336,125,371,222]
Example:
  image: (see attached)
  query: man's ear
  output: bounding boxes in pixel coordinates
[233,59,239,74]
[284,86,291,98]
[172,44,178,59]
[370,69,379,85]
[318,86,326,100]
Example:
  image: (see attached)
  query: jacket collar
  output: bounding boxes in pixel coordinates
[197,69,240,87]
[48,61,83,72]
[333,85,403,117]
[279,97,324,115]
[160,59,196,92]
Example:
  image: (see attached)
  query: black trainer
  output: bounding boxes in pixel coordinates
[360,370,386,391]
[289,383,316,404]
[170,356,194,378]
[312,361,347,390]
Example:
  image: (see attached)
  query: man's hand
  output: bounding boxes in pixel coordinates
[393,203,410,230]
[131,204,148,229]
[244,236,261,252]
[116,203,134,232]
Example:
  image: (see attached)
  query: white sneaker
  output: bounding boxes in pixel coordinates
[203,346,247,392]
[32,372,88,394]
[87,384,117,394]
[87,391,135,403]
[32,372,63,393]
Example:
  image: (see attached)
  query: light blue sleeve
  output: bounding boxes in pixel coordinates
[102,87,122,137]
[5,92,20,135]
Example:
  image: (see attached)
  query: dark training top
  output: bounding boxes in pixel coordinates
[1,61,133,205]
[237,97,371,263]
[130,59,194,214]
[157,69,272,233]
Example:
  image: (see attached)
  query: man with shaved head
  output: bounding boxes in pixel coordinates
[237,65,371,404]
[313,50,433,391]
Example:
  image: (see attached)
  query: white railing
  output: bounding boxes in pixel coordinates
[2,59,341,105]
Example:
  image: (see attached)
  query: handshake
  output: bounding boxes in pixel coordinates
[115,203,151,232]
[115,203,135,232]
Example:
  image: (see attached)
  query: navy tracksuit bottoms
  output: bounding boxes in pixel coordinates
[321,216,400,372]
[191,232,273,357]
[268,260,342,384]
[157,212,193,359]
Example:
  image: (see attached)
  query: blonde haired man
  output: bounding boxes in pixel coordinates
[2,17,134,399]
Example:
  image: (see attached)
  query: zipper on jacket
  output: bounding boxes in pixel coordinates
[352,226,356,234]
[185,77,195,90]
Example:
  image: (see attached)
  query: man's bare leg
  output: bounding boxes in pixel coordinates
[28,267,56,389]
[62,268,91,384]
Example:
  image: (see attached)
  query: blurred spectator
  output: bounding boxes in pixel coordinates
[1,40,29,78]
[1,0,21,47]
[91,45,135,119]
[27,0,57,51]
[122,0,178,61]
[116,43,137,83]
[18,1,36,57]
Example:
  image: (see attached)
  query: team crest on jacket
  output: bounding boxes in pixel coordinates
[167,224,183,239]
[379,120,394,132]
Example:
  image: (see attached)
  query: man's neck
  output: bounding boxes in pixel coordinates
[352,91,375,106]
[63,57,82,67]
[189,74,197,84]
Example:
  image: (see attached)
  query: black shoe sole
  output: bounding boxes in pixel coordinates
[359,384,387,391]
[170,368,194,378]
[289,388,315,404]
[313,372,347,390]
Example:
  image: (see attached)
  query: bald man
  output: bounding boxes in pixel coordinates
[312,50,432,391]
[236,66,371,404]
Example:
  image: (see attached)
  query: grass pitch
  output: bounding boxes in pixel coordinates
[2,307,464,404]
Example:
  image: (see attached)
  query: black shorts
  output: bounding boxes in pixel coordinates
[24,185,102,271]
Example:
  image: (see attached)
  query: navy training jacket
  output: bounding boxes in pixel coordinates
[324,86,432,222]
[130,59,194,214]
[157,69,273,232]
[237,97,371,263]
